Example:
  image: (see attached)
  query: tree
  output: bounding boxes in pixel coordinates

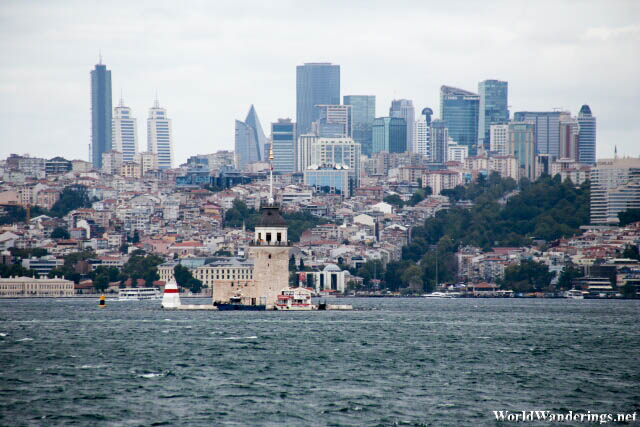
[618,209,640,227]
[557,265,583,290]
[173,264,202,293]
[51,227,70,239]
[383,195,404,209]
[121,253,163,287]
[622,245,640,261]
[500,260,554,292]
[289,254,297,272]
[49,185,91,218]
[401,264,424,293]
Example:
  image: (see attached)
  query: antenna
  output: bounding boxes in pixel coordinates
[154,90,159,108]
[98,49,102,65]
[120,89,124,107]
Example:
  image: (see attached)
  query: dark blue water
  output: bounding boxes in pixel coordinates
[1,298,639,426]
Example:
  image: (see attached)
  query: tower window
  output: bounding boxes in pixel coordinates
[277,232,282,242]
[266,233,271,242]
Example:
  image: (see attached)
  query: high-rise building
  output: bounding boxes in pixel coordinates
[372,117,406,154]
[490,124,509,156]
[310,137,361,190]
[296,63,340,137]
[508,122,536,181]
[271,119,296,173]
[590,158,640,224]
[440,86,479,154]
[577,105,596,165]
[478,80,509,149]
[389,99,415,153]
[147,98,174,169]
[312,104,352,138]
[343,95,375,156]
[297,134,317,172]
[414,118,430,158]
[90,60,112,169]
[234,105,266,169]
[513,111,570,158]
[112,98,138,163]
[559,117,580,161]
[430,119,448,164]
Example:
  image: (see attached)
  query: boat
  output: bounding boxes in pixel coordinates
[274,288,314,310]
[118,287,162,301]
[563,289,586,299]
[423,291,454,298]
[215,294,266,311]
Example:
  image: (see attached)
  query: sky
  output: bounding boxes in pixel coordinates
[1,0,639,165]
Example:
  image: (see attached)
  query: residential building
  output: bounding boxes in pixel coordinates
[101,150,123,176]
[147,98,173,169]
[577,105,596,165]
[447,142,468,163]
[296,62,340,137]
[590,158,640,224]
[508,122,536,181]
[133,151,157,174]
[478,80,509,149]
[422,170,460,195]
[513,110,570,158]
[45,157,72,176]
[271,119,296,173]
[440,85,479,153]
[121,161,142,178]
[90,60,112,169]
[389,99,415,153]
[489,124,509,156]
[112,98,138,162]
[235,105,266,169]
[343,95,375,156]
[372,117,406,154]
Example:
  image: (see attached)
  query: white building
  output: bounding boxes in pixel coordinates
[590,158,640,224]
[296,134,317,172]
[490,124,509,156]
[310,137,361,188]
[112,99,138,162]
[489,156,519,180]
[147,98,173,169]
[101,150,123,176]
[447,142,468,163]
[422,171,461,195]
[0,276,74,297]
[413,118,430,157]
[134,151,158,174]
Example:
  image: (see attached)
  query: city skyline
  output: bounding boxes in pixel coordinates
[1,2,638,164]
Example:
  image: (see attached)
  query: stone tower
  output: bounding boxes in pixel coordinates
[249,202,290,308]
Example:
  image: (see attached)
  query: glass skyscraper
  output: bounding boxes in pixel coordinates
[389,99,415,153]
[372,117,406,154]
[440,86,479,154]
[577,105,596,165]
[234,105,266,169]
[271,118,296,173]
[296,63,340,137]
[90,61,112,169]
[343,95,375,156]
[513,111,570,158]
[478,80,509,149]
[430,119,448,164]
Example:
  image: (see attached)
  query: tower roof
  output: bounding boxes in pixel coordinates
[258,204,286,227]
[579,105,592,116]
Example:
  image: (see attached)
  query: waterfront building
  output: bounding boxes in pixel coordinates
[296,62,340,137]
[389,99,415,153]
[147,98,173,169]
[112,98,138,162]
[0,276,74,298]
[90,60,112,169]
[430,119,448,164]
[508,122,536,181]
[310,137,361,189]
[489,124,509,156]
[313,104,352,138]
[372,117,406,154]
[577,105,596,165]
[271,119,296,173]
[343,95,375,156]
[440,85,479,154]
[235,105,266,169]
[590,158,640,224]
[478,80,509,149]
[513,111,570,158]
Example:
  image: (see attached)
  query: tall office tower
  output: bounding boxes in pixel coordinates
[590,158,640,224]
[372,117,406,154]
[343,95,375,156]
[414,119,430,158]
[478,80,509,149]
[513,111,570,158]
[147,98,174,169]
[490,124,509,156]
[430,119,448,164]
[310,137,361,190]
[313,104,352,137]
[271,119,296,173]
[297,134,318,172]
[440,86,479,154]
[90,59,112,169]
[296,63,340,137]
[389,99,415,153]
[112,98,138,162]
[234,105,266,169]
[577,105,596,165]
[508,122,536,181]
[559,117,580,161]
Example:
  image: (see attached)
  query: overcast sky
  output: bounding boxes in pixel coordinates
[1,0,639,165]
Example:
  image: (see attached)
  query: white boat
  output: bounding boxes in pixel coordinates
[563,289,586,299]
[423,291,454,298]
[275,288,314,310]
[119,287,162,301]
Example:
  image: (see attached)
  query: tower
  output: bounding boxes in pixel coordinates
[90,59,112,169]
[478,80,509,149]
[577,105,596,165]
[389,99,415,153]
[235,105,266,169]
[440,85,479,154]
[147,97,173,169]
[344,95,375,156]
[112,98,138,162]
[296,63,340,137]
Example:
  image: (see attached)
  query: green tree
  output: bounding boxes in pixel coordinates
[173,264,202,293]
[49,185,91,218]
[622,245,640,261]
[51,227,70,239]
[618,209,640,227]
[383,194,404,209]
[500,260,554,292]
[557,265,583,290]
[121,253,163,287]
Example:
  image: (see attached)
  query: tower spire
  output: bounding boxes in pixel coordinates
[98,49,102,65]
[154,90,159,108]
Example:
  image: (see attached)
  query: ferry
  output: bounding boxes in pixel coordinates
[423,291,455,298]
[118,287,162,301]
[564,289,586,299]
[274,288,314,310]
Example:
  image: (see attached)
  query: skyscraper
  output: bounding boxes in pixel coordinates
[590,158,640,224]
[372,117,406,154]
[414,118,430,158]
[310,137,361,190]
[490,124,509,156]
[513,111,570,158]
[478,80,509,149]
[430,119,448,164]
[147,98,173,169]
[271,119,296,173]
[577,105,596,165]
[312,104,352,138]
[234,105,266,169]
[440,86,479,154]
[389,99,415,153]
[296,63,340,137]
[559,117,580,161]
[112,98,138,163]
[508,122,536,181]
[343,95,375,156]
[90,60,112,169]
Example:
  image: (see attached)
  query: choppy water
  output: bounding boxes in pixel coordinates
[1,298,639,426]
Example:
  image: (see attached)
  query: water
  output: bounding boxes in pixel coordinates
[1,298,639,426]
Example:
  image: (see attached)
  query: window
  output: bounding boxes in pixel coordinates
[266,233,271,242]
[277,232,282,242]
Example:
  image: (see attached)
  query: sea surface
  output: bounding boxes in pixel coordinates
[1,297,639,426]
